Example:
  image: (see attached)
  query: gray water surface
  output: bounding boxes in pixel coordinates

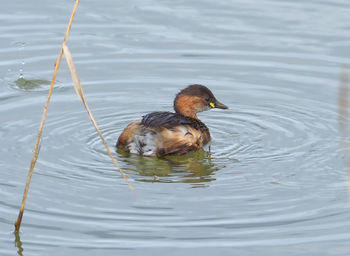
[1,0,350,255]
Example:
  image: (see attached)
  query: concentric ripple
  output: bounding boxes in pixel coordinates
[1,0,350,255]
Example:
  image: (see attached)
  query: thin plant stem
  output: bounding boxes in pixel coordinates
[338,66,350,199]
[14,0,80,233]
[62,43,134,191]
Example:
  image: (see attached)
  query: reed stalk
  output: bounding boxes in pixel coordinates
[14,0,80,233]
[338,67,350,199]
[62,43,134,191]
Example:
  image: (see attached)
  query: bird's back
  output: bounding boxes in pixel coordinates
[116,112,210,156]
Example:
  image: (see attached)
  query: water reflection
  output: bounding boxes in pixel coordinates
[14,232,23,256]
[118,149,218,185]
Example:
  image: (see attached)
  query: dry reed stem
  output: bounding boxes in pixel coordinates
[62,43,134,191]
[14,0,80,233]
[338,66,350,199]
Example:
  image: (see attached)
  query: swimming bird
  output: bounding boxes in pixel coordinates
[116,84,228,156]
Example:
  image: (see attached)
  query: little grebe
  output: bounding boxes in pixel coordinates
[116,84,228,156]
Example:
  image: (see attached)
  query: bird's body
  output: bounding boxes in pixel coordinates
[116,84,227,157]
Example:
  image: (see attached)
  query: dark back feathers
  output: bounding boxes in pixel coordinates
[142,111,208,131]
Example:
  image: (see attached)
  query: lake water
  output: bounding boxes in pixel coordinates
[1,0,350,255]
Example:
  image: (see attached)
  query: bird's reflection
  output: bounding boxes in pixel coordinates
[117,148,218,186]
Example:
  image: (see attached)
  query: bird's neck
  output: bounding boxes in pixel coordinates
[174,95,199,119]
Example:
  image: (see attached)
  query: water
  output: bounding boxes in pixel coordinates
[1,0,350,255]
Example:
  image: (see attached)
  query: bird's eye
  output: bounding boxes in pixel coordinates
[205,98,210,102]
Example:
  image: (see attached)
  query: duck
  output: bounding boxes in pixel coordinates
[116,84,228,156]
